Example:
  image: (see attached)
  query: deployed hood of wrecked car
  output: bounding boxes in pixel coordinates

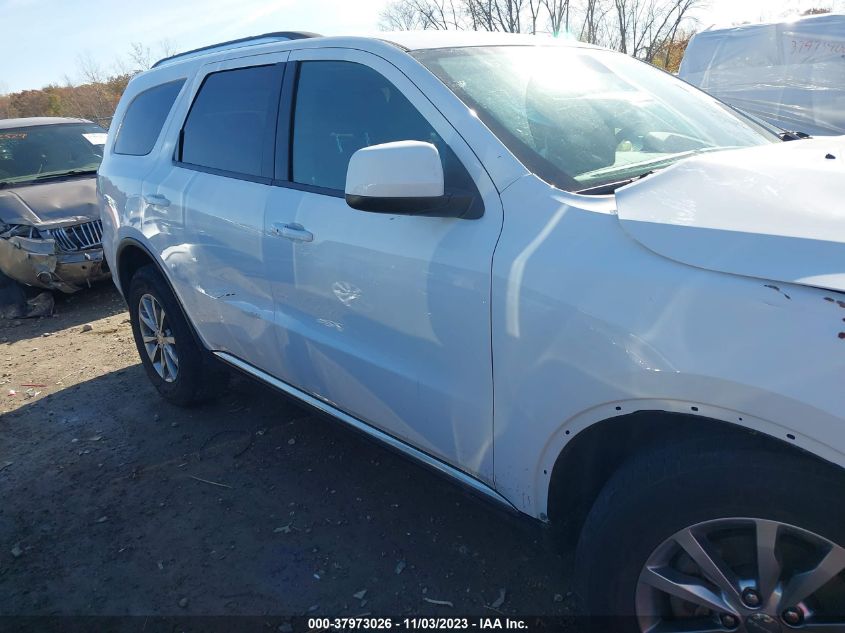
[615,136,845,293]
[0,177,98,227]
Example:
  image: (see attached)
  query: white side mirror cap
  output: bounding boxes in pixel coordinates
[345,140,444,199]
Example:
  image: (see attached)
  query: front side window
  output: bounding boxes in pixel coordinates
[114,80,184,156]
[290,60,476,196]
[0,123,106,186]
[413,46,778,193]
[180,65,279,178]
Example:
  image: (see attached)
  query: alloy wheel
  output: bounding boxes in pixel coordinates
[138,293,179,383]
[636,517,845,632]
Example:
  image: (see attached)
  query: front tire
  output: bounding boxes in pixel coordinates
[128,265,225,406]
[575,438,845,632]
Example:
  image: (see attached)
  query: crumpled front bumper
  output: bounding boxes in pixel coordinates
[0,234,110,293]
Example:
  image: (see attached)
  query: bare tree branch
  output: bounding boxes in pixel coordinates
[542,0,572,36]
[377,0,703,62]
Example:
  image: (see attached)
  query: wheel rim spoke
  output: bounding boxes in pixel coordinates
[162,343,178,380]
[162,349,175,380]
[139,298,157,332]
[755,519,782,609]
[637,518,845,633]
[641,566,737,615]
[673,527,742,610]
[137,294,178,382]
[780,544,845,609]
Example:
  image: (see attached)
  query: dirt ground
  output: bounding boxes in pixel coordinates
[0,283,577,625]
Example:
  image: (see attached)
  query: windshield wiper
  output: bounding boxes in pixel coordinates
[576,147,736,196]
[32,168,98,181]
[577,170,655,196]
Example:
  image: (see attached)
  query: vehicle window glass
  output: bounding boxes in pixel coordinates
[291,60,475,195]
[414,46,777,192]
[181,65,278,177]
[114,80,184,156]
[0,123,106,185]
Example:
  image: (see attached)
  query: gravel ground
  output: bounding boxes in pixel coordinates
[0,283,577,626]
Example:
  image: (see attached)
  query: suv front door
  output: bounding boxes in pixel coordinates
[264,49,503,480]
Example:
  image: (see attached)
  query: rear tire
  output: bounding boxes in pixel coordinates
[575,438,845,632]
[127,264,226,406]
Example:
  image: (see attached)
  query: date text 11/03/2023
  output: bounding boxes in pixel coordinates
[307,617,530,630]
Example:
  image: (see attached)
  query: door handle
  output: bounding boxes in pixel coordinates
[143,193,170,208]
[273,222,313,243]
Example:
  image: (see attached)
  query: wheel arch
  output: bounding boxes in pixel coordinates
[115,238,159,299]
[115,237,209,351]
[544,407,845,540]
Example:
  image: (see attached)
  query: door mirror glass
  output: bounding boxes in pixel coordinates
[345,141,465,216]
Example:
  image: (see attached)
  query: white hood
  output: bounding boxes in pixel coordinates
[615,136,845,293]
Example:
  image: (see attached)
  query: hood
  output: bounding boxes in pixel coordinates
[0,176,98,227]
[615,136,845,293]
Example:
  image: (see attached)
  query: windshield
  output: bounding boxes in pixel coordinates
[0,122,106,186]
[412,46,778,193]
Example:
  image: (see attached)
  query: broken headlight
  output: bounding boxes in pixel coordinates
[0,223,43,239]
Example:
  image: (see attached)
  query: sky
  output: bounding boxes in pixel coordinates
[1,0,844,94]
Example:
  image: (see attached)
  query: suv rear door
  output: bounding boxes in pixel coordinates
[144,52,289,376]
[264,49,504,480]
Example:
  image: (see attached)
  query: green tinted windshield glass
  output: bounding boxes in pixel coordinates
[0,122,106,185]
[413,46,777,192]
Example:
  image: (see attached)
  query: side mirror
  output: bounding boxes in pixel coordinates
[345,141,469,217]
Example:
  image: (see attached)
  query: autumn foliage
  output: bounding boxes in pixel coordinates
[0,74,132,129]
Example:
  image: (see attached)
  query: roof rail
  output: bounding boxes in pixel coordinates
[151,31,322,68]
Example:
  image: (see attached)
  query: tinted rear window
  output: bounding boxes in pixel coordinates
[113,80,185,156]
[180,65,280,178]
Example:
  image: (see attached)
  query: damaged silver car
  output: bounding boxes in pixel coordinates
[0,117,111,293]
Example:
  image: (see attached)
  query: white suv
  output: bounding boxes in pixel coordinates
[98,30,845,630]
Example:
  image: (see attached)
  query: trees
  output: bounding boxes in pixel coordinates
[651,26,694,72]
[0,80,130,127]
[1,40,176,127]
[614,0,700,65]
[379,0,465,29]
[379,0,702,65]
[123,39,178,72]
[543,0,573,37]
